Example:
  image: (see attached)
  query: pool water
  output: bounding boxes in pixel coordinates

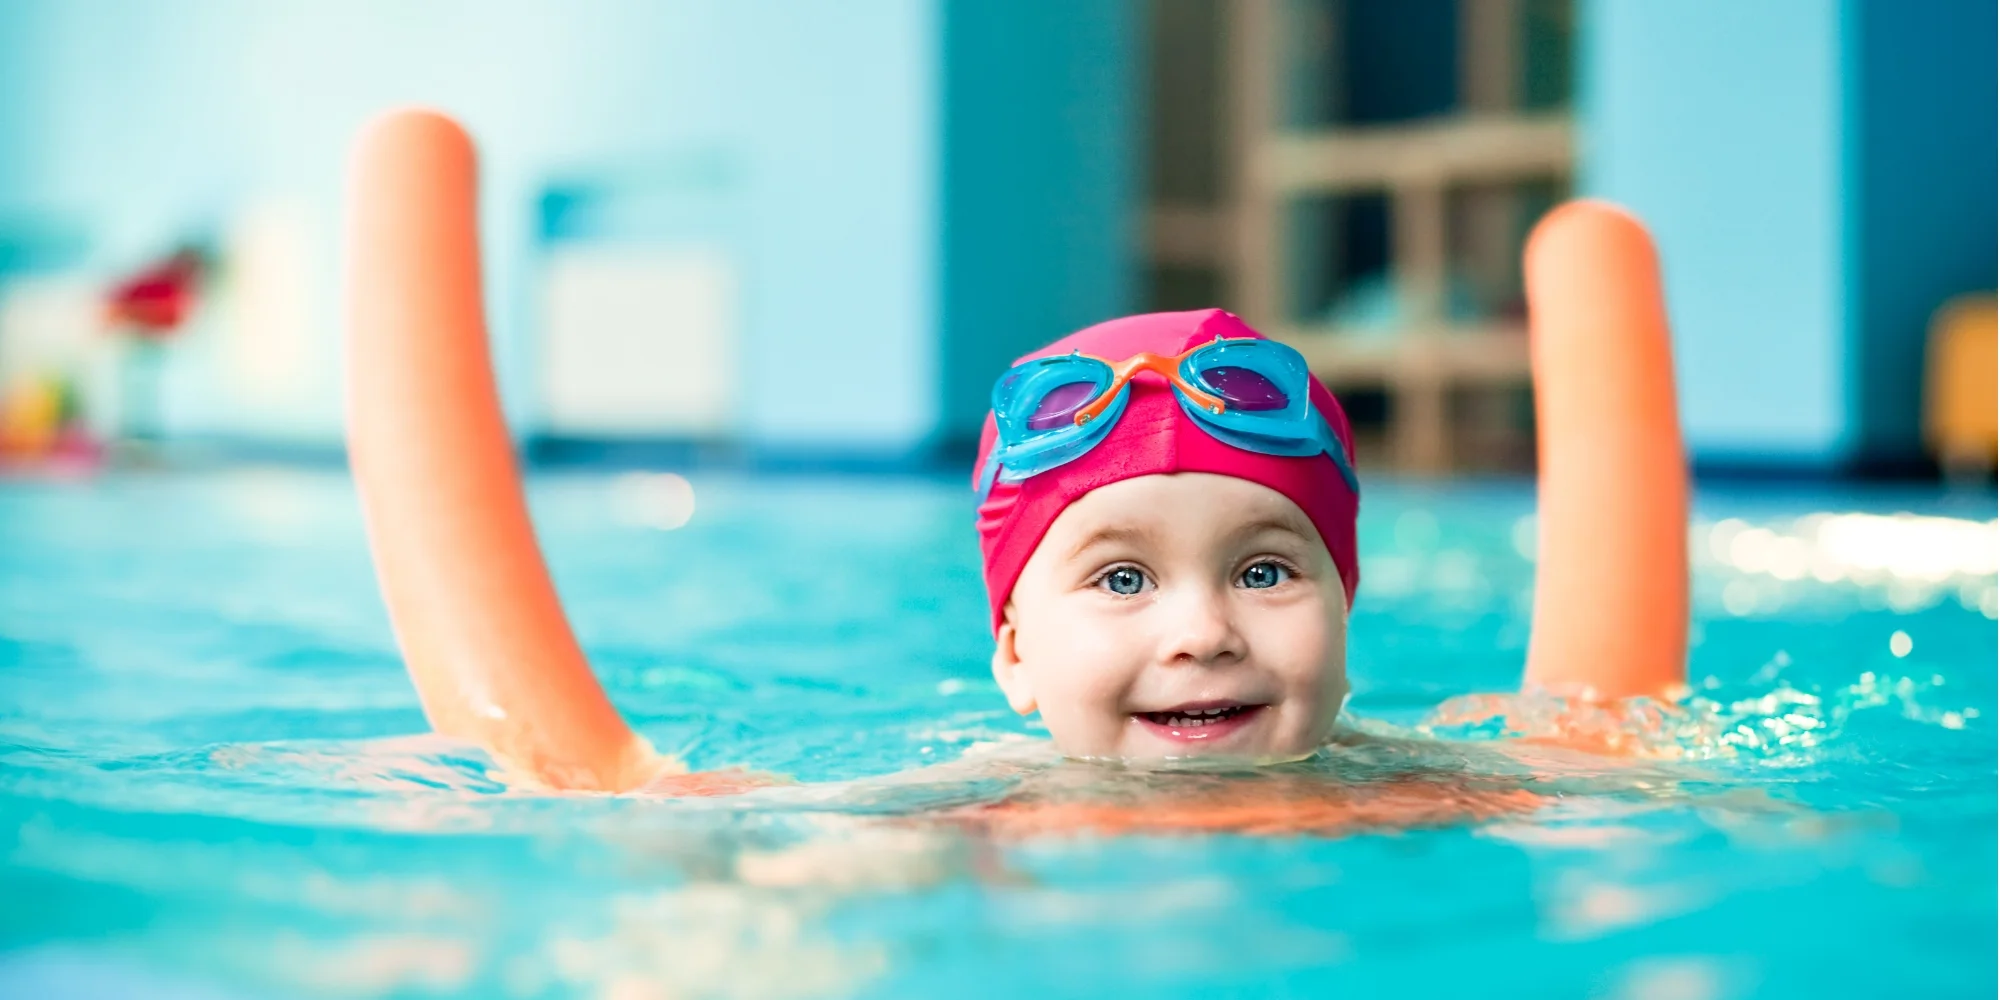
[1,469,1994,998]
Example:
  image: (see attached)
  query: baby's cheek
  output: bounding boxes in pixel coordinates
[1032,654,1131,718]
[1310,607,1351,727]
[1268,599,1347,713]
[1021,632,1139,751]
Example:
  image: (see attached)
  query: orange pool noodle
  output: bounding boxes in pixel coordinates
[346,109,659,792]
[1522,201,1689,700]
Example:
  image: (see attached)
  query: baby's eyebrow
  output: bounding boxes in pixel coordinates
[1232,516,1314,545]
[1065,525,1158,561]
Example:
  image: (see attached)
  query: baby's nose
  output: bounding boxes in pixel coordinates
[1159,586,1248,666]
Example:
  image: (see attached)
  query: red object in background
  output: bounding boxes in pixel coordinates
[105,248,206,338]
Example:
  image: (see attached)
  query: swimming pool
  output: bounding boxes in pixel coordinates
[1,468,1993,998]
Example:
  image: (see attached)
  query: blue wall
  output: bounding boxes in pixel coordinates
[1581,0,1997,471]
[1848,0,1998,469]
[1581,0,1850,465]
[938,0,1138,445]
[0,0,939,450]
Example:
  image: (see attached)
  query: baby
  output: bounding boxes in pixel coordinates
[972,308,1358,763]
[349,110,1688,809]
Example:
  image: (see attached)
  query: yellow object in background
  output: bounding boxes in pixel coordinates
[0,376,63,458]
[1923,295,1998,472]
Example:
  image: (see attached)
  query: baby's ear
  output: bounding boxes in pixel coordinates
[989,610,1038,717]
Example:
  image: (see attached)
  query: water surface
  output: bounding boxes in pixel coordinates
[1,469,1993,998]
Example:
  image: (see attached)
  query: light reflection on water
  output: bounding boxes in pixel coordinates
[0,470,1994,999]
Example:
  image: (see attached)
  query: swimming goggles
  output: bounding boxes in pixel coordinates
[977,337,1361,498]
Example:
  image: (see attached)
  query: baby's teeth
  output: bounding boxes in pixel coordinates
[1153,709,1251,727]
[1151,708,1257,728]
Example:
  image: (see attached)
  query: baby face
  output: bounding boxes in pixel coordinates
[992,472,1349,761]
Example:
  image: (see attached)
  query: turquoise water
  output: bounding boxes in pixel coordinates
[1,469,1994,998]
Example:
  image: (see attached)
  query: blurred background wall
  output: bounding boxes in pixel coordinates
[939,1,1138,450]
[0,0,954,455]
[0,0,1991,477]
[1584,0,1997,475]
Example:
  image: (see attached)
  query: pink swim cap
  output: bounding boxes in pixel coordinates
[973,308,1360,631]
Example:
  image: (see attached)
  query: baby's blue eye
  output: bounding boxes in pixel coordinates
[1239,561,1289,589]
[1100,567,1148,596]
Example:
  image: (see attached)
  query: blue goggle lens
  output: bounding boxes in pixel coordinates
[1026,380,1101,430]
[1197,365,1289,412]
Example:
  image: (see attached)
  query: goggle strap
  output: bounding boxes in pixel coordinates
[974,451,1002,500]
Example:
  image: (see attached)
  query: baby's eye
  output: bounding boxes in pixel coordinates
[1096,566,1151,596]
[1238,561,1290,589]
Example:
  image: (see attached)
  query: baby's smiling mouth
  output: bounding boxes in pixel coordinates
[1133,700,1268,741]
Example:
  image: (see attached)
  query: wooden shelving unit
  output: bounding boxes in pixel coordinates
[1145,0,1573,474]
